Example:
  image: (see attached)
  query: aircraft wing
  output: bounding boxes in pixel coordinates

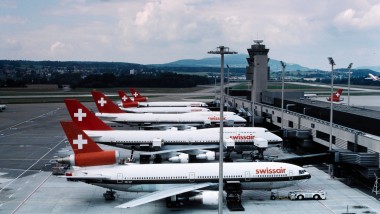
[116,182,216,208]
[58,175,111,180]
[139,145,219,155]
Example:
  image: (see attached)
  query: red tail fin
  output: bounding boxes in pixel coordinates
[64,99,112,131]
[60,121,103,154]
[91,90,124,113]
[60,121,119,166]
[117,90,139,108]
[129,88,148,102]
[333,89,343,98]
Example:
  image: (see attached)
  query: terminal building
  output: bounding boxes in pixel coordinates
[226,40,380,186]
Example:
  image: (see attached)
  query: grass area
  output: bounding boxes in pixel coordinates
[0,84,212,104]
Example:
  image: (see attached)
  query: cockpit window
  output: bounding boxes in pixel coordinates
[299,170,307,174]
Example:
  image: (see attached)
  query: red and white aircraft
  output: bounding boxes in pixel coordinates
[129,87,148,102]
[59,120,311,208]
[365,73,380,81]
[64,99,282,162]
[117,91,210,113]
[326,89,344,102]
[91,91,246,127]
[118,90,208,107]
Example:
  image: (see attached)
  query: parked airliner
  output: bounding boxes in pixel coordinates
[117,91,210,113]
[118,90,208,108]
[326,89,344,102]
[90,91,246,127]
[59,121,311,208]
[64,99,282,162]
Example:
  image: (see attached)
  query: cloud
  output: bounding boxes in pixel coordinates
[334,3,380,29]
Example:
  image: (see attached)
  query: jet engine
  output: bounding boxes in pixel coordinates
[168,153,189,163]
[57,150,120,167]
[188,191,218,205]
[195,151,216,161]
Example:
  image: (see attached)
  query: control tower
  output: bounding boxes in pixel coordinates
[246,40,270,102]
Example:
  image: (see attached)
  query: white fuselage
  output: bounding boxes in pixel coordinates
[137,101,208,107]
[68,162,311,192]
[120,107,211,113]
[95,111,246,126]
[85,127,282,148]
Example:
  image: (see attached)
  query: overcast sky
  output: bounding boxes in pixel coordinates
[1,0,380,70]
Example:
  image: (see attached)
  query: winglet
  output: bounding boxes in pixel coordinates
[91,90,125,113]
[64,99,113,131]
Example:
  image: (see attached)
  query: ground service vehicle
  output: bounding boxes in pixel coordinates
[288,190,327,200]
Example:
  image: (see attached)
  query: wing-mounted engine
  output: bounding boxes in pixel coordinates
[166,191,218,207]
[57,150,120,167]
[195,151,216,161]
[188,191,218,205]
[168,153,189,163]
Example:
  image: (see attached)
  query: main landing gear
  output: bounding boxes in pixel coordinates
[224,183,244,211]
[223,149,234,162]
[103,189,116,201]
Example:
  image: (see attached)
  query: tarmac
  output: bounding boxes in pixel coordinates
[1,101,380,213]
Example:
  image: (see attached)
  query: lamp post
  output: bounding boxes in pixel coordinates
[227,64,230,111]
[280,61,286,130]
[208,46,237,213]
[327,57,335,152]
[328,57,335,178]
[347,63,353,106]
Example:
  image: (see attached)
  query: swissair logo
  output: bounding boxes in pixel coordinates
[122,95,128,102]
[73,134,87,149]
[74,108,86,121]
[98,97,107,107]
[133,92,138,97]
[335,92,341,97]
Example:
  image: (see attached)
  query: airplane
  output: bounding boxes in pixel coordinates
[129,87,148,102]
[59,120,311,208]
[118,90,208,108]
[326,89,344,102]
[91,91,246,127]
[64,99,282,162]
[117,91,211,113]
[365,73,380,81]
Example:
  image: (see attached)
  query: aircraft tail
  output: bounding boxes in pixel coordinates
[91,90,125,113]
[60,121,119,166]
[64,99,112,131]
[60,121,103,154]
[130,88,148,102]
[333,89,343,98]
[117,90,138,108]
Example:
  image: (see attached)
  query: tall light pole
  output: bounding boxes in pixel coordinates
[208,46,237,213]
[347,63,353,106]
[280,61,286,130]
[226,64,230,111]
[328,57,335,178]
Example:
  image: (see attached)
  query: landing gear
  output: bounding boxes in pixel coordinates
[224,182,244,211]
[223,150,233,162]
[103,190,116,201]
[165,197,181,208]
[153,154,162,163]
[127,146,135,163]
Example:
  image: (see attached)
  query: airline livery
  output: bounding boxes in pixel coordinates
[90,91,246,127]
[63,99,282,162]
[59,121,311,208]
[118,90,210,113]
[118,90,208,108]
[326,89,344,102]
